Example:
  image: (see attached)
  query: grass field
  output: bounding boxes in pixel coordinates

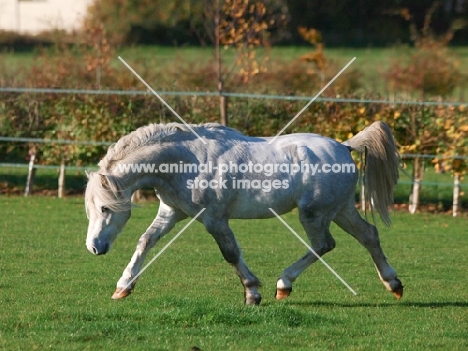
[2,45,468,98]
[1,196,467,350]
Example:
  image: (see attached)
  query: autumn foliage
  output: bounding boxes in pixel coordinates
[385,3,464,98]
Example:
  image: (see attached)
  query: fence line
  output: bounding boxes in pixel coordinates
[0,87,467,107]
[400,154,468,160]
[0,163,96,171]
[1,161,464,188]
[0,160,466,187]
[0,136,112,146]
[2,136,468,160]
[1,148,466,212]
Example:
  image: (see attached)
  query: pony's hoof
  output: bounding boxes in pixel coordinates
[275,287,292,300]
[391,279,403,300]
[393,286,404,300]
[112,288,132,299]
[245,293,262,305]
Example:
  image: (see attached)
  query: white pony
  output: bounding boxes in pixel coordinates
[85,121,403,304]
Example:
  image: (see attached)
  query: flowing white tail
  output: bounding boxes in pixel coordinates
[343,121,400,226]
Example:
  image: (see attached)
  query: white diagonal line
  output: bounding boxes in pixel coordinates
[268,57,356,144]
[118,56,207,145]
[268,208,357,295]
[116,207,206,297]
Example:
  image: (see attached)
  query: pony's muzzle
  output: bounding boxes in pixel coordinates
[87,241,110,255]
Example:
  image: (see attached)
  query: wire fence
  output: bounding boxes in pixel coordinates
[0,136,112,146]
[0,163,463,186]
[1,87,467,107]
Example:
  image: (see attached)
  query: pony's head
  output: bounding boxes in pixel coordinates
[85,172,132,255]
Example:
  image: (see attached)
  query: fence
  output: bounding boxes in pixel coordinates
[1,87,467,215]
[1,87,467,106]
[0,135,108,198]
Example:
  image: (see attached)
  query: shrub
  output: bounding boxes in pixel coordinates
[385,3,465,98]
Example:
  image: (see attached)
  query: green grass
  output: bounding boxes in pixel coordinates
[1,196,467,350]
[117,45,468,98]
[2,45,468,98]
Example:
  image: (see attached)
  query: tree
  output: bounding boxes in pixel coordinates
[204,0,281,125]
[386,3,464,98]
[84,0,195,45]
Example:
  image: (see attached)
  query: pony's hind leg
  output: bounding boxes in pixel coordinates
[333,203,403,299]
[276,209,336,300]
[112,202,187,299]
[204,217,262,305]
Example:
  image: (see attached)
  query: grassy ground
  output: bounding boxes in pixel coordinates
[1,196,467,350]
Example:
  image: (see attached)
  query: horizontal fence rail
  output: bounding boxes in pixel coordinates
[0,87,467,107]
[0,153,467,186]
[0,136,112,146]
[0,162,463,187]
[0,163,97,171]
[3,137,468,160]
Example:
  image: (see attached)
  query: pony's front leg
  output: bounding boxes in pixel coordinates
[112,203,187,299]
[204,217,262,305]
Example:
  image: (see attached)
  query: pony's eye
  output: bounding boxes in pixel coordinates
[101,206,110,213]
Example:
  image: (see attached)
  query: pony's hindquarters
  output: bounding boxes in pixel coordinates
[342,121,400,226]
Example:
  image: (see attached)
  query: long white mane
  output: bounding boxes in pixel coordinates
[99,122,243,171]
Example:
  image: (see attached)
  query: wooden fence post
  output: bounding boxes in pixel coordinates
[453,174,460,217]
[360,182,366,212]
[360,152,366,212]
[220,93,228,126]
[24,151,36,197]
[131,189,141,203]
[58,160,66,198]
[409,157,424,214]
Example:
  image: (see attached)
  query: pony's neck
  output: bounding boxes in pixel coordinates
[108,143,182,193]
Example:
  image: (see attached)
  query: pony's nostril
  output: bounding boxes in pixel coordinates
[89,243,109,255]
